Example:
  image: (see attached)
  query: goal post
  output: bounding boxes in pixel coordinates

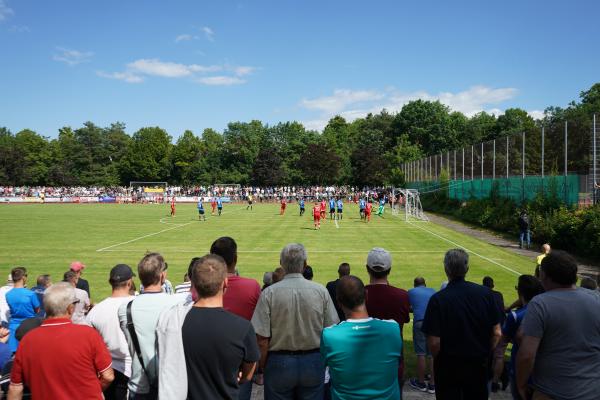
[129,181,168,203]
[393,188,429,222]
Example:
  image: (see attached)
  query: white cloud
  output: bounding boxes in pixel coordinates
[528,110,545,120]
[53,47,94,66]
[96,70,144,83]
[300,86,527,130]
[0,0,14,21]
[202,26,214,41]
[196,76,245,86]
[98,58,255,86]
[175,34,193,43]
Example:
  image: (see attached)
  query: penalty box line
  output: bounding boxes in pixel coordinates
[408,221,521,276]
[96,221,195,252]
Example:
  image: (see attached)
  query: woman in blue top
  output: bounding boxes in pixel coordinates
[6,267,40,353]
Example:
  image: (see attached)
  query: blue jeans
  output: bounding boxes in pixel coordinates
[238,379,253,400]
[519,230,530,247]
[264,352,324,400]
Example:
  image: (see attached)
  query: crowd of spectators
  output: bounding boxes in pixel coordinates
[0,185,395,203]
[0,241,599,400]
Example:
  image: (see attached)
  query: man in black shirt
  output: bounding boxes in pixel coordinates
[326,263,350,321]
[182,254,260,400]
[422,249,502,400]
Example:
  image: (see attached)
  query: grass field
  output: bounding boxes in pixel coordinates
[0,202,535,376]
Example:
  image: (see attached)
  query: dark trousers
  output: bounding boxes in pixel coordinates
[104,370,129,400]
[264,352,324,400]
[434,354,488,400]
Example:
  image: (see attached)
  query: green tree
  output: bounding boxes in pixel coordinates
[120,127,172,183]
[172,130,202,185]
[297,142,341,185]
[13,129,51,185]
[0,128,16,185]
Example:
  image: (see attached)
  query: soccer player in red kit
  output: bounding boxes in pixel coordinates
[170,197,176,217]
[320,199,327,219]
[365,201,373,223]
[211,197,217,215]
[280,197,287,215]
[313,202,321,230]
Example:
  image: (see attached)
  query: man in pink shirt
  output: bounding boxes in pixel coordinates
[210,237,261,399]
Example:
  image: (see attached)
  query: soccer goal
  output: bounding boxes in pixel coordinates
[394,188,429,222]
[129,181,168,204]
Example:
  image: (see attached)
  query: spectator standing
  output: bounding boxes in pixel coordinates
[502,275,544,400]
[271,267,285,284]
[302,265,314,280]
[63,271,90,325]
[174,273,191,294]
[30,274,51,318]
[321,276,402,400]
[183,255,259,400]
[536,244,551,267]
[364,248,410,388]
[70,261,90,297]
[326,263,351,322]
[8,283,114,399]
[211,237,261,400]
[518,211,530,249]
[580,276,598,291]
[517,251,600,400]
[422,249,502,400]
[262,272,273,291]
[6,268,40,353]
[252,243,339,399]
[0,274,14,324]
[407,277,436,394]
[86,264,136,400]
[483,276,507,393]
[118,253,180,400]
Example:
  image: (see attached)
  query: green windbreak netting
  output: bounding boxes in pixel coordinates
[408,175,580,206]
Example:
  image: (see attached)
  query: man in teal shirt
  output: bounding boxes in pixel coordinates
[321,276,402,400]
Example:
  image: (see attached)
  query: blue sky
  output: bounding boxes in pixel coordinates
[1,0,599,138]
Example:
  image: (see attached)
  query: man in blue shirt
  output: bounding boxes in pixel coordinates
[359,198,366,220]
[408,277,436,394]
[503,275,543,400]
[329,198,336,220]
[197,199,206,221]
[321,276,402,400]
[30,275,51,318]
[299,198,305,216]
[217,197,223,216]
[337,199,343,220]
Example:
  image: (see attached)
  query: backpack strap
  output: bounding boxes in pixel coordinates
[126,300,155,385]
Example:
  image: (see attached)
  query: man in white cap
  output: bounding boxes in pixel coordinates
[71,261,90,297]
[364,247,410,391]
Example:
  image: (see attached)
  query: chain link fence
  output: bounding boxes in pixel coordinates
[403,115,598,207]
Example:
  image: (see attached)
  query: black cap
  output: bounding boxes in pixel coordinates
[109,264,135,283]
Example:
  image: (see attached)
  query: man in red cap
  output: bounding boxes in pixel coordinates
[70,261,90,297]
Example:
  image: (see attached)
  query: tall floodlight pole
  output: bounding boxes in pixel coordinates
[493,140,496,180]
[594,114,597,204]
[564,121,568,203]
[481,142,484,180]
[506,136,509,179]
[471,145,474,180]
[462,148,465,181]
[522,132,526,179]
[541,127,545,178]
[453,150,457,181]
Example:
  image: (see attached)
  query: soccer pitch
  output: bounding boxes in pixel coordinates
[0,202,534,374]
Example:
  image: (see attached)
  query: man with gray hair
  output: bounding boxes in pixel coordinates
[252,243,339,399]
[8,282,114,399]
[422,249,502,400]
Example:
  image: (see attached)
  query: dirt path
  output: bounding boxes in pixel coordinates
[427,213,599,280]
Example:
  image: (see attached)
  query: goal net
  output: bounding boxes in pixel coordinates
[129,181,168,203]
[393,188,429,221]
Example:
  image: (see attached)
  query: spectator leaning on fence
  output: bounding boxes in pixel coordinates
[517,251,600,400]
[422,249,502,400]
[321,275,402,400]
[251,243,339,399]
[8,282,114,400]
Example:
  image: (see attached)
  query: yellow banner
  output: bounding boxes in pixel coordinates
[143,188,164,193]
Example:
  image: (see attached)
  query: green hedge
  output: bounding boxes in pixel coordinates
[421,185,600,262]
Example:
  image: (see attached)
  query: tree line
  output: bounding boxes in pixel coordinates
[1,83,598,187]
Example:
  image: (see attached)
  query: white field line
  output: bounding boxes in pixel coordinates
[99,249,446,254]
[96,221,195,252]
[408,221,521,276]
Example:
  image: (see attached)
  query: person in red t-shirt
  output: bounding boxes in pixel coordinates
[170,197,176,217]
[9,282,114,400]
[320,199,327,219]
[313,202,321,230]
[280,198,287,215]
[209,237,261,399]
[363,247,410,391]
[365,201,373,222]
[211,197,217,215]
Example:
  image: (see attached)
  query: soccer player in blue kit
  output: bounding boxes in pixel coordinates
[197,199,206,221]
[299,197,305,216]
[359,197,366,220]
[337,198,343,220]
[329,198,336,220]
[217,197,223,216]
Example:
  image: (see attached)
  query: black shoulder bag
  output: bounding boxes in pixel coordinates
[126,300,159,397]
